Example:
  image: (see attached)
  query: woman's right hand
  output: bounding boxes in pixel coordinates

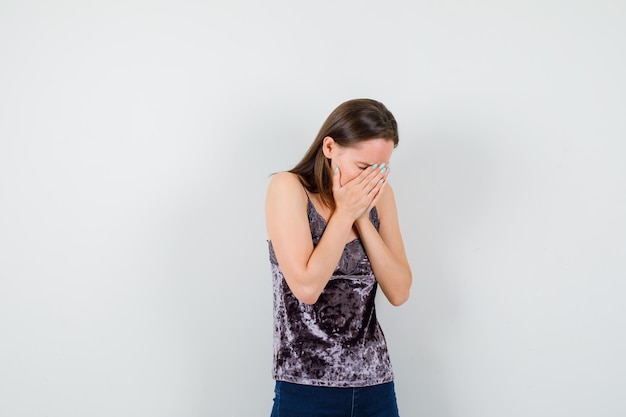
[332,165,388,221]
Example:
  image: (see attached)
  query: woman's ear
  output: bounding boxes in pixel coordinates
[322,136,336,159]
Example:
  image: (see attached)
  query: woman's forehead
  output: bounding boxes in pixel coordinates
[348,138,394,158]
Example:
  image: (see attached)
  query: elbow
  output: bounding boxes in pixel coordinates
[388,290,410,307]
[388,271,412,306]
[293,288,321,305]
[298,294,321,305]
[289,282,323,305]
[281,269,324,305]
[280,265,333,305]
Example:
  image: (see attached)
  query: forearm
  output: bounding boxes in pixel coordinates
[294,210,355,304]
[355,216,412,306]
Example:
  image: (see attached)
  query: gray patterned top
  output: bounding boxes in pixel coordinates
[268,194,393,387]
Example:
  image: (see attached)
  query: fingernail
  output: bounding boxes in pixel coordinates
[334,166,338,173]
[380,167,386,174]
[371,164,378,169]
[379,163,386,169]
[379,179,384,184]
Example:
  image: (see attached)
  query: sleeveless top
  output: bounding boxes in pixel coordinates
[268,192,394,387]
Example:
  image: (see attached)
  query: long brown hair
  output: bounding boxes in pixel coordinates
[289,98,399,209]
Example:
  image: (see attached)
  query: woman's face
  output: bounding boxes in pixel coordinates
[323,137,394,186]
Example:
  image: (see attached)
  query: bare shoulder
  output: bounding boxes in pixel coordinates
[265,172,309,240]
[377,183,398,216]
[268,171,302,190]
[266,172,306,201]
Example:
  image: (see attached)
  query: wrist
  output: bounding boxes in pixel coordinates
[354,213,371,229]
[331,207,357,226]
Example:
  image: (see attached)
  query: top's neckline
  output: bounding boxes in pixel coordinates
[306,196,362,246]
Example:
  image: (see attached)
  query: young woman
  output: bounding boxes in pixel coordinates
[266,98,412,417]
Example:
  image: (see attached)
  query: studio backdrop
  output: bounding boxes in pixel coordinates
[0,1,624,416]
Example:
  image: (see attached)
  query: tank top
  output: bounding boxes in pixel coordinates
[268,192,394,387]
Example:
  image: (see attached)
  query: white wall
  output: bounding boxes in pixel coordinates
[1,1,624,416]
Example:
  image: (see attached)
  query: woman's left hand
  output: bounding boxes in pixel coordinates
[356,165,390,224]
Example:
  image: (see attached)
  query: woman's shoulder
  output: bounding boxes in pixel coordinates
[269,171,301,185]
[265,172,310,240]
[376,182,397,218]
[380,182,395,201]
[266,172,307,203]
[268,171,304,191]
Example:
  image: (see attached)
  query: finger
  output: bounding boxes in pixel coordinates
[369,180,387,208]
[365,165,387,194]
[354,163,382,187]
[367,177,384,198]
[383,166,389,182]
[332,165,341,192]
[366,165,391,203]
[377,166,390,192]
[368,169,389,203]
[376,164,390,187]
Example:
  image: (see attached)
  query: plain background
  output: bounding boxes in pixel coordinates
[1,1,624,416]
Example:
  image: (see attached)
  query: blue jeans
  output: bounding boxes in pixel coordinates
[270,380,400,417]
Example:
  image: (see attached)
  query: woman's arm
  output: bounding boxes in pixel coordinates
[355,183,412,306]
[266,170,384,304]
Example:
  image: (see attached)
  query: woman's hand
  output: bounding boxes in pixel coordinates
[333,164,390,221]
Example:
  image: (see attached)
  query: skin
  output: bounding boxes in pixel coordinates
[266,137,412,306]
